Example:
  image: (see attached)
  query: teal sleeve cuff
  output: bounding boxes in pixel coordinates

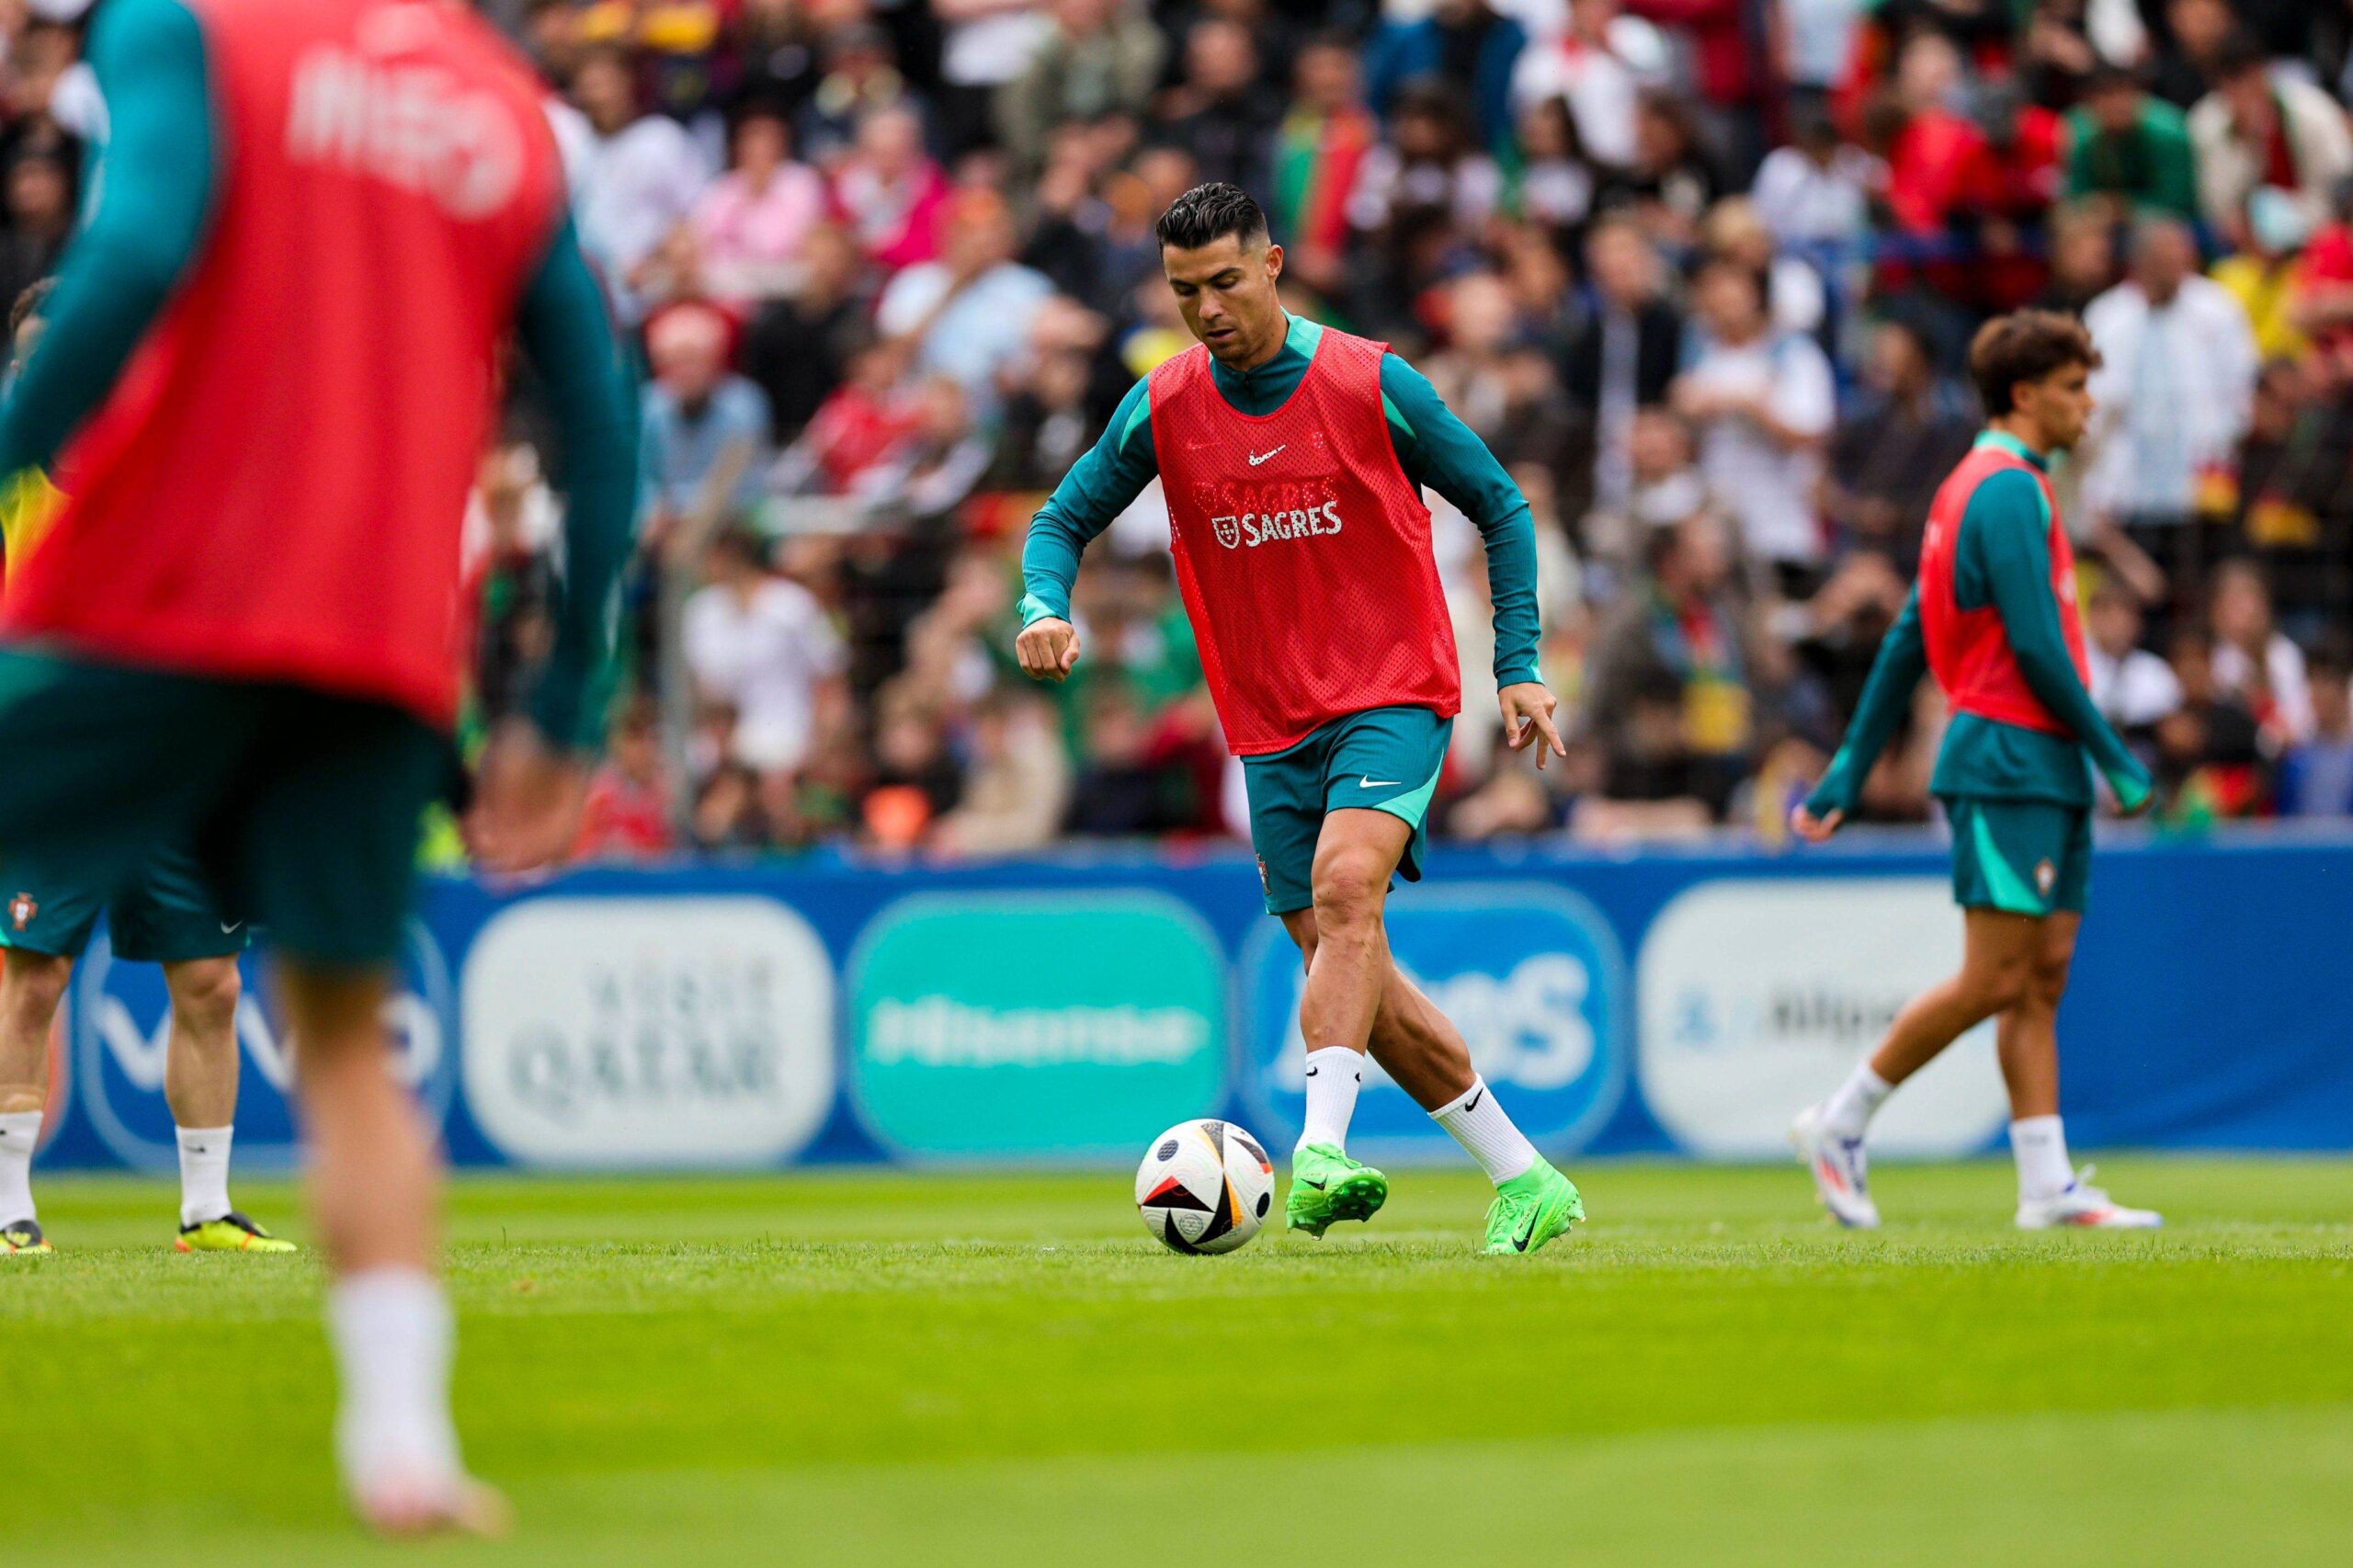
[1017,594,1063,629]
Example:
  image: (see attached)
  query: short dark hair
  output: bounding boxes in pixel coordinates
[1154,182,1268,253]
[1967,310,2100,415]
[2209,30,2268,83]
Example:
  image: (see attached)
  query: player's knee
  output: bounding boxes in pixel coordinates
[1972,954,2033,1016]
[2027,955,2072,1013]
[1309,850,1385,936]
[167,960,243,1035]
[0,952,72,1019]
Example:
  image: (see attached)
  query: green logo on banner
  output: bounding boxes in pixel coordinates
[849,891,1228,1158]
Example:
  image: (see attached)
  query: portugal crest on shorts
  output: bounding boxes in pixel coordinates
[8,892,34,931]
[2034,859,2057,897]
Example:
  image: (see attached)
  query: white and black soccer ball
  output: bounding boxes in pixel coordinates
[1135,1119,1276,1255]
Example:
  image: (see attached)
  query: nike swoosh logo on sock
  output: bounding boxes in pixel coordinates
[1465,1088,1483,1113]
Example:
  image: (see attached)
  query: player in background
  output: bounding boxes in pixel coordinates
[0,281,290,1258]
[1790,311,2162,1231]
[1019,183,1585,1256]
[0,0,636,1532]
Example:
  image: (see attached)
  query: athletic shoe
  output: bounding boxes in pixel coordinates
[1284,1142,1388,1238]
[1483,1159,1585,1256]
[1,1218,51,1255]
[1791,1104,1881,1229]
[351,1471,511,1540]
[2015,1168,2162,1230]
[176,1210,298,1254]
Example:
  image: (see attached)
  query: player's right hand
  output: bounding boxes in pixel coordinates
[1016,617,1081,683]
[1789,802,1843,843]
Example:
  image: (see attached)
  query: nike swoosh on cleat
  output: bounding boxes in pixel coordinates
[1247,445,1285,465]
[1299,1179,1327,1192]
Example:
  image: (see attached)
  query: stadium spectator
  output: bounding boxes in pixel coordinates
[1152,18,1282,197]
[2189,32,2353,243]
[574,699,678,861]
[1824,317,1976,569]
[2209,559,2316,750]
[0,148,70,319]
[2211,187,2316,361]
[2064,64,2199,221]
[931,692,1073,856]
[1749,104,1873,252]
[2081,217,2260,607]
[2274,652,2353,816]
[2154,625,2268,820]
[934,0,1054,156]
[1672,258,1837,589]
[683,527,849,798]
[741,222,873,445]
[830,103,954,272]
[874,187,1055,409]
[793,23,928,168]
[569,44,712,320]
[1561,214,1683,529]
[642,303,775,529]
[686,103,828,309]
[1509,0,1669,172]
[1269,33,1380,294]
[2086,580,2185,745]
[995,0,1164,175]
[1364,0,1527,157]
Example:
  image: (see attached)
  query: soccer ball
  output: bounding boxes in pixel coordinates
[1134,1119,1276,1255]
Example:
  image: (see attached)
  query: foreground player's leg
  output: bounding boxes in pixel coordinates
[1278,810,1409,1237]
[161,957,292,1253]
[280,961,501,1536]
[0,950,71,1254]
[1795,909,2042,1227]
[1365,963,1582,1255]
[1998,915,2160,1230]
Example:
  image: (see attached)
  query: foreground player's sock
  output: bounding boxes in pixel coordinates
[2009,1116,2075,1203]
[0,1110,40,1223]
[176,1123,234,1228]
[1821,1062,1893,1140]
[329,1269,462,1490]
[1297,1046,1363,1153]
[1431,1076,1539,1186]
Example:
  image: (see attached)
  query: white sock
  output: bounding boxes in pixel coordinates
[327,1269,462,1488]
[1296,1046,1364,1152]
[0,1109,40,1223]
[176,1124,234,1228]
[2010,1115,2075,1202]
[1432,1076,1540,1186]
[1822,1062,1894,1140]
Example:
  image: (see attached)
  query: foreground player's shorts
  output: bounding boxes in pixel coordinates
[1242,704,1453,916]
[1944,794,2093,918]
[0,650,454,966]
[0,840,245,964]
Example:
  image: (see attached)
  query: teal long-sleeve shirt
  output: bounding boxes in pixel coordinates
[1020,312,1544,690]
[1808,433,2153,816]
[0,0,639,754]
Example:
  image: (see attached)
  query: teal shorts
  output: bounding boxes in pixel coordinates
[1946,795,2092,917]
[0,651,454,966]
[0,840,244,963]
[1242,706,1452,915]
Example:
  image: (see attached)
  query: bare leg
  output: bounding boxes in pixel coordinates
[162,956,243,1130]
[0,951,70,1116]
[278,961,432,1273]
[1867,908,2042,1087]
[1279,912,1476,1110]
[1994,913,2079,1120]
[1297,808,1413,1060]
[0,952,70,1229]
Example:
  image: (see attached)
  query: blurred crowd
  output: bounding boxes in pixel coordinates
[9,0,2353,859]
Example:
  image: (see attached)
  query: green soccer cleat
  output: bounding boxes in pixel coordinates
[1285,1142,1389,1239]
[176,1211,298,1255]
[2,1218,51,1256]
[1483,1160,1585,1256]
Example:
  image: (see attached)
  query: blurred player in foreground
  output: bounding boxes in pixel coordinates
[0,281,288,1258]
[1790,311,2161,1231]
[1018,183,1584,1255]
[0,0,635,1532]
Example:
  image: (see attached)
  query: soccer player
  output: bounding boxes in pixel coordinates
[1018,183,1585,1256]
[1789,310,2162,1231]
[0,0,635,1533]
[0,282,290,1259]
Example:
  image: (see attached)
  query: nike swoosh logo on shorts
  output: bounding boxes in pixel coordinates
[221,921,244,935]
[1247,445,1285,465]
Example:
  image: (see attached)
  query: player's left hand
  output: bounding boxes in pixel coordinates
[465,720,590,874]
[1497,683,1566,771]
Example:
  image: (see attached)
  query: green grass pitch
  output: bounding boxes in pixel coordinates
[6,1158,2350,1565]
